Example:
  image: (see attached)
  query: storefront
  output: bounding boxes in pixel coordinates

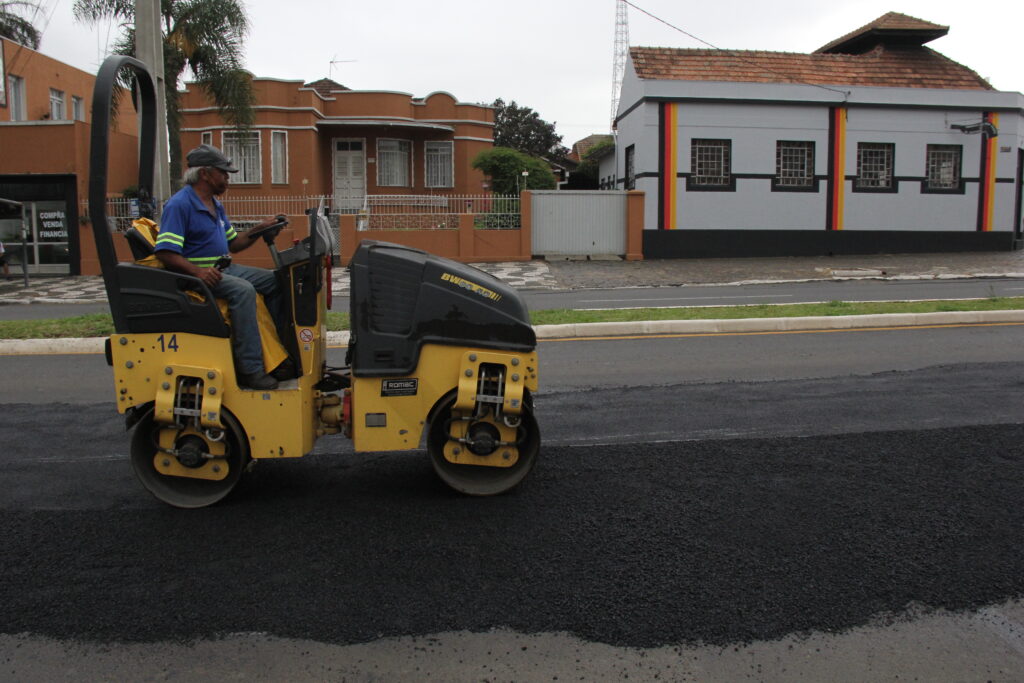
[0,175,79,275]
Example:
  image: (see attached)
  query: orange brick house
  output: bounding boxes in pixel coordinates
[0,37,139,274]
[178,76,495,208]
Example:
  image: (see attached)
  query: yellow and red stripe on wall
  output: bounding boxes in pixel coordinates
[659,102,679,230]
[826,106,847,231]
[977,112,999,232]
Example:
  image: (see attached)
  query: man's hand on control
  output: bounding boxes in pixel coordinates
[194,264,222,287]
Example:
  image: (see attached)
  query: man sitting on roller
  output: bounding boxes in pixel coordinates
[155,144,290,390]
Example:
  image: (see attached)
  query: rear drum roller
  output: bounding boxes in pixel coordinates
[130,407,249,508]
[427,395,540,496]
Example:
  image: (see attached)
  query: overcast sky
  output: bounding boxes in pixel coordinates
[22,0,1024,145]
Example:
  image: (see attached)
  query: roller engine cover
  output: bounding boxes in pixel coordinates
[349,241,536,376]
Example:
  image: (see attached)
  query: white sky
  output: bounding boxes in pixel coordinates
[22,0,1024,145]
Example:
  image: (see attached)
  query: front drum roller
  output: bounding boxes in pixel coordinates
[130,407,249,508]
[427,394,540,496]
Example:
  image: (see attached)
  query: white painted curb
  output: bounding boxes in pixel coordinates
[3,310,1024,356]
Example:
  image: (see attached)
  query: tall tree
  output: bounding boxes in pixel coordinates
[0,0,42,49]
[492,98,568,162]
[74,0,255,182]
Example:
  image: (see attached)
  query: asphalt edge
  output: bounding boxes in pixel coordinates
[4,309,1023,355]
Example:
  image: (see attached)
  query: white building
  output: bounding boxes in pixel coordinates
[607,12,1024,257]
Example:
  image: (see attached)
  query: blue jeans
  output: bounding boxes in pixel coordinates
[212,264,283,375]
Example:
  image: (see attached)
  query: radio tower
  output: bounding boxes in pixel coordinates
[610,0,629,131]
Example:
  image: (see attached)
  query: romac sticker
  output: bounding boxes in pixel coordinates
[441,272,501,302]
[381,378,418,397]
[299,328,314,343]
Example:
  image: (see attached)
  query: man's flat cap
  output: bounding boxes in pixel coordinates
[186,144,238,173]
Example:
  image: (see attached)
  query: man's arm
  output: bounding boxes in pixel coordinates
[228,215,284,254]
[155,250,222,287]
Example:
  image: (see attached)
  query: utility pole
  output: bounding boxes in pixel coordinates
[135,0,170,207]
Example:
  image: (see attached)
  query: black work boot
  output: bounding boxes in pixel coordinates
[241,372,278,390]
[271,358,297,380]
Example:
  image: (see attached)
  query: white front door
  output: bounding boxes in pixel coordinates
[333,138,365,212]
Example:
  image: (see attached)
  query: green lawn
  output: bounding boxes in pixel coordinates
[2,297,1023,340]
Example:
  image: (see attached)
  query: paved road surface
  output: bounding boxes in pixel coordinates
[2,326,1023,680]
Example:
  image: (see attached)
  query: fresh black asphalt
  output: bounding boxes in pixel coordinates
[2,400,1022,649]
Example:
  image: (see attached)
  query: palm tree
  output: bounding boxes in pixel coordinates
[0,0,42,49]
[73,0,255,182]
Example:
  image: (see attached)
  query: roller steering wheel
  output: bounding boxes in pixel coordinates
[248,214,288,244]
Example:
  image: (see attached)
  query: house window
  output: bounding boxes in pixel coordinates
[377,139,411,187]
[924,144,962,192]
[7,75,25,121]
[271,131,288,184]
[72,96,85,121]
[201,131,213,146]
[222,131,261,184]
[425,141,453,188]
[690,139,732,189]
[774,141,815,190]
[49,89,66,120]
[856,142,895,191]
[624,145,635,190]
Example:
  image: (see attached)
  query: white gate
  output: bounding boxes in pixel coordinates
[531,191,627,257]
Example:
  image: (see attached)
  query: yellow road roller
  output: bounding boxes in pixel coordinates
[89,56,540,507]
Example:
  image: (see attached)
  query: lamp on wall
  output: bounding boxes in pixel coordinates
[951,120,998,138]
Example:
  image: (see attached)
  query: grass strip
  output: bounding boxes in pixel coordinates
[2,298,1024,340]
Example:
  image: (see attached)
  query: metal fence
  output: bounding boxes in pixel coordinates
[82,194,521,233]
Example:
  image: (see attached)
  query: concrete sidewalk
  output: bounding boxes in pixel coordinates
[3,250,1024,354]
[4,249,1024,304]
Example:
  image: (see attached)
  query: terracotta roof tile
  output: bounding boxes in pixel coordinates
[304,78,349,95]
[629,44,991,90]
[816,12,947,53]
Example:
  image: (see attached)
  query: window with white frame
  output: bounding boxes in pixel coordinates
[72,96,85,121]
[425,141,453,188]
[222,131,261,184]
[925,144,961,191]
[856,142,895,190]
[775,141,815,188]
[377,139,411,187]
[7,75,25,121]
[690,139,732,187]
[271,131,288,184]
[49,89,66,120]
[201,131,213,146]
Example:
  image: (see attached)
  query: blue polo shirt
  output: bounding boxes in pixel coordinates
[154,184,238,267]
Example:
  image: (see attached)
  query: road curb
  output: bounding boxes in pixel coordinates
[3,310,1023,355]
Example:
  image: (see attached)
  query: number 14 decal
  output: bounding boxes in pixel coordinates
[157,334,179,352]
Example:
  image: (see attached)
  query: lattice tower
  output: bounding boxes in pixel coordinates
[610,0,629,131]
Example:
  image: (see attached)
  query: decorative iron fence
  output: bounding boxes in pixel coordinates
[82,194,521,233]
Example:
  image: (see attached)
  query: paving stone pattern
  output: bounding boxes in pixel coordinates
[0,261,560,304]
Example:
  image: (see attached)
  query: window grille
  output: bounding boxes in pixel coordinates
[776,141,814,187]
[625,145,636,190]
[856,143,894,189]
[222,131,262,184]
[49,89,65,121]
[8,76,25,121]
[691,139,731,186]
[425,141,453,188]
[72,96,85,122]
[925,144,961,190]
[378,139,411,187]
[271,131,288,184]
